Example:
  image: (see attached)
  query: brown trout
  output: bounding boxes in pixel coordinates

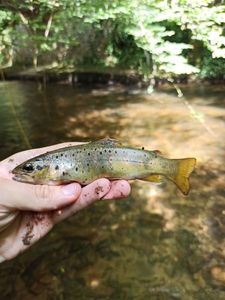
[12,138,196,195]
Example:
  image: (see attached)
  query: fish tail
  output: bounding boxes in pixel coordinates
[168,158,196,195]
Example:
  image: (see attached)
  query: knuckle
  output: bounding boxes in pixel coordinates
[34,185,50,201]
[97,178,111,190]
[34,185,61,210]
[33,185,55,209]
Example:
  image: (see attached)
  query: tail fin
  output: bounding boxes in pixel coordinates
[168,158,196,195]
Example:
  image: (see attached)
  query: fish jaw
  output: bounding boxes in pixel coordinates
[12,173,37,184]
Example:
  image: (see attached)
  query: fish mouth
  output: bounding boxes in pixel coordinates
[12,164,34,183]
[12,173,35,184]
[12,165,25,175]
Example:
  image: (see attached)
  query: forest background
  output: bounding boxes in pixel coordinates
[0,0,225,83]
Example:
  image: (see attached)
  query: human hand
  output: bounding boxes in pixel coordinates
[0,143,131,262]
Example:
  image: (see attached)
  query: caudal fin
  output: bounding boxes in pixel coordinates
[169,158,196,195]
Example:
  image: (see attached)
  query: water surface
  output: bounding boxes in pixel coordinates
[0,81,225,299]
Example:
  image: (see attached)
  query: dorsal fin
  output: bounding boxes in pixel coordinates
[93,138,122,146]
[153,150,162,155]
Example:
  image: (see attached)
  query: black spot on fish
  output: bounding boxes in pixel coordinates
[61,153,63,157]
[56,156,58,159]
[76,167,78,171]
[142,147,145,150]
[87,163,89,167]
[36,165,43,171]
[55,165,59,170]
[115,150,117,154]
[104,149,107,152]
[109,150,111,153]
[100,151,102,155]
[88,153,90,156]
[72,153,75,157]
[65,154,67,158]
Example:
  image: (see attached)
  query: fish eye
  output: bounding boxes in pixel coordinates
[23,164,34,172]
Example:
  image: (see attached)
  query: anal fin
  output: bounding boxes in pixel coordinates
[142,174,163,183]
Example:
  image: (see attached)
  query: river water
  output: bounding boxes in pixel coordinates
[0,81,224,299]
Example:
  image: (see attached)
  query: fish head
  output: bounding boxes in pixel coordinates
[12,159,51,184]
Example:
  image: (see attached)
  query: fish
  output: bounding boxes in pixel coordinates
[12,138,196,195]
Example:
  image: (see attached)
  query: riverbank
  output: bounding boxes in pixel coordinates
[1,66,224,86]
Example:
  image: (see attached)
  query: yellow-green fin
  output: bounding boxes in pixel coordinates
[169,158,196,195]
[142,174,163,183]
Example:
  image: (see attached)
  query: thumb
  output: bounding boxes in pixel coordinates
[0,178,82,211]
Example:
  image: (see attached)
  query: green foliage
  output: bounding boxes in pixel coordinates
[200,50,225,79]
[0,10,13,67]
[0,0,224,79]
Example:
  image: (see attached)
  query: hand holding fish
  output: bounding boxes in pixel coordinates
[0,142,131,263]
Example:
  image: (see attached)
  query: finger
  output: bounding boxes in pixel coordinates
[0,178,82,211]
[52,178,111,224]
[102,180,131,200]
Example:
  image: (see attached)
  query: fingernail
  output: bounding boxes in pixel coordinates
[62,183,79,196]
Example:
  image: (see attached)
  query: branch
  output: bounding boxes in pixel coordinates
[18,11,28,25]
[45,13,53,38]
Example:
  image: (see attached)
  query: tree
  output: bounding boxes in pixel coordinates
[0,0,224,80]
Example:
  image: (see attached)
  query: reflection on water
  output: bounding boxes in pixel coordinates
[0,81,225,299]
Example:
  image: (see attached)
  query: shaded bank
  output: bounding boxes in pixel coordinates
[2,68,225,86]
[2,68,143,86]
[1,1,225,84]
